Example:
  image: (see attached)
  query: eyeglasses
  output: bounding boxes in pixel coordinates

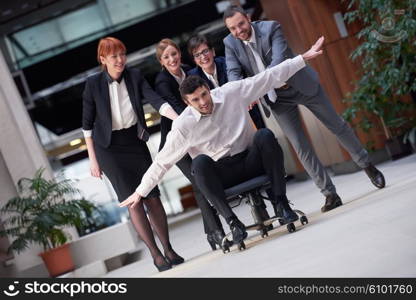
[193,48,211,59]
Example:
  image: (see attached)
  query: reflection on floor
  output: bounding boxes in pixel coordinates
[103,154,416,278]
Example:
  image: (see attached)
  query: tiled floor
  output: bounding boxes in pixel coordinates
[104,154,416,278]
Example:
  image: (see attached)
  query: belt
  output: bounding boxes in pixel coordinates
[277,84,289,90]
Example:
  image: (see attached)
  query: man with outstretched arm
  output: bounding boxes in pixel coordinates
[120,37,325,245]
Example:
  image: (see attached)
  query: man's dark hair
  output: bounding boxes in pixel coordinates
[223,5,247,22]
[180,75,210,101]
[187,34,213,58]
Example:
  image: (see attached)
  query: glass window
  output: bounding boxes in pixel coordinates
[13,21,63,56]
[7,0,191,69]
[58,5,107,42]
[104,0,162,25]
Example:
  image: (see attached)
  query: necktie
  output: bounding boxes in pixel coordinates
[246,42,260,74]
[247,42,277,103]
[245,43,271,117]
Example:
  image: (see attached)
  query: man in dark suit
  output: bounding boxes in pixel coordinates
[223,6,386,212]
[187,34,265,130]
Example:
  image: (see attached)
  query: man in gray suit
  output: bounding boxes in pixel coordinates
[223,5,385,212]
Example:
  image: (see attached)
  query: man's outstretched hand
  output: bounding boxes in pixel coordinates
[119,192,142,208]
[302,36,324,61]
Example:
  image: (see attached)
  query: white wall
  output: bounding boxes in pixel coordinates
[0,50,53,272]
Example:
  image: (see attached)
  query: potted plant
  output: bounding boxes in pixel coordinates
[0,168,96,277]
[342,0,416,159]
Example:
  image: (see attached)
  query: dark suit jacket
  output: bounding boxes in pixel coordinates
[82,67,165,148]
[187,57,228,89]
[224,20,320,97]
[154,65,191,150]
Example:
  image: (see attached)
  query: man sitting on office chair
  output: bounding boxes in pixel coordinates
[187,33,272,231]
[120,36,325,245]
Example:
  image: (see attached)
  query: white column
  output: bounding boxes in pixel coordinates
[0,49,53,271]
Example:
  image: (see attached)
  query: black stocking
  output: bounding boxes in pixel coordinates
[143,197,182,261]
[127,202,165,266]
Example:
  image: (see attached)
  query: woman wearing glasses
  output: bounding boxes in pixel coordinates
[187,34,265,129]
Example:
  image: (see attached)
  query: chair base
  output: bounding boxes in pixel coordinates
[221,209,308,253]
[223,175,309,253]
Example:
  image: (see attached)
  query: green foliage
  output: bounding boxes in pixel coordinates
[0,168,96,254]
[342,0,416,137]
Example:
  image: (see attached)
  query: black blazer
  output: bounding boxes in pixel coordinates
[82,67,166,148]
[187,56,228,89]
[154,65,191,150]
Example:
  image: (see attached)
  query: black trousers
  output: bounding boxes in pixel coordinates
[175,154,223,234]
[95,126,160,202]
[191,129,286,221]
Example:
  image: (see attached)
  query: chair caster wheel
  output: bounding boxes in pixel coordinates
[287,223,296,233]
[238,241,246,251]
[261,229,268,238]
[300,216,308,225]
[278,218,284,225]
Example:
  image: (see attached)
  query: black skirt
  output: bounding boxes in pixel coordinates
[94,125,160,202]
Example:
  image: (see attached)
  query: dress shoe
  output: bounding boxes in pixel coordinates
[275,200,299,224]
[154,257,172,272]
[272,202,283,218]
[207,230,233,251]
[364,164,385,189]
[256,206,273,230]
[228,219,247,244]
[321,193,343,213]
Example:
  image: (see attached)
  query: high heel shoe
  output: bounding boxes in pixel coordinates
[165,253,185,266]
[153,257,172,272]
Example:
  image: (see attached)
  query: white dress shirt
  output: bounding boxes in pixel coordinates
[244,27,278,102]
[202,65,219,88]
[82,78,172,138]
[135,55,305,197]
[109,79,137,131]
[171,68,187,85]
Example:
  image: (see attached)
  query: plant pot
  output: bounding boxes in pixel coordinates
[39,244,74,277]
[385,136,412,160]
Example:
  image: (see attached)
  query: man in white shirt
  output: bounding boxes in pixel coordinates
[120,37,325,244]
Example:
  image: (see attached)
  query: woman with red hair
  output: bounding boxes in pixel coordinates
[82,37,184,272]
